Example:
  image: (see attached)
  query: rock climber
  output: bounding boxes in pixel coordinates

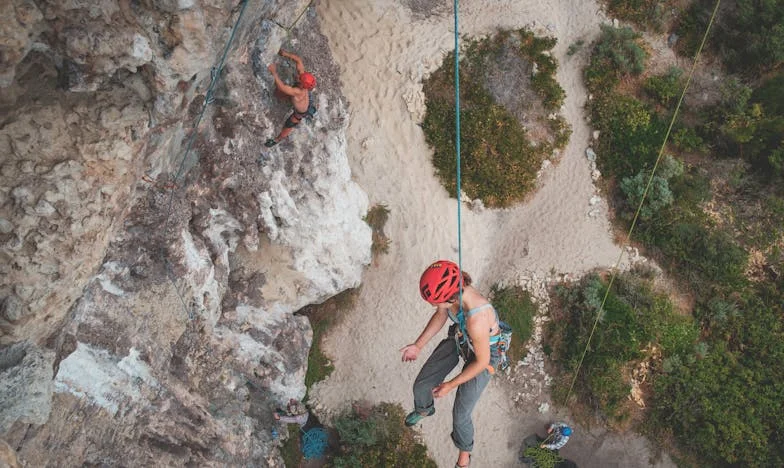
[401,260,503,468]
[265,49,317,147]
[540,421,572,451]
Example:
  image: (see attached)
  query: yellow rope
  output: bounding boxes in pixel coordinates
[562,0,723,405]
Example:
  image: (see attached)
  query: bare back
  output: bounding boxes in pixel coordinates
[289,87,310,113]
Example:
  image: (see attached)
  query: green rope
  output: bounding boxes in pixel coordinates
[562,0,722,405]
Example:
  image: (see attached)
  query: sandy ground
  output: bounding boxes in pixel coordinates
[310,1,675,466]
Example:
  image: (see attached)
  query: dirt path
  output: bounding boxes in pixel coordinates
[310,1,674,466]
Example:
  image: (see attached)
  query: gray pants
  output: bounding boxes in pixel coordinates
[413,336,496,452]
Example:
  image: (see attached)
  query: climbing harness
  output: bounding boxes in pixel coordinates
[449,304,513,373]
[563,0,723,405]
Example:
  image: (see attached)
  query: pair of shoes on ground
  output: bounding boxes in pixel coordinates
[404,407,435,427]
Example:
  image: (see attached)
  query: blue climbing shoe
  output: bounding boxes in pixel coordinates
[405,407,435,427]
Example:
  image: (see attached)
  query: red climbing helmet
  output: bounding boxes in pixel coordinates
[419,260,462,304]
[299,72,317,89]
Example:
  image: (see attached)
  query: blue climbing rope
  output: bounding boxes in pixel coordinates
[453,0,463,305]
[301,427,329,459]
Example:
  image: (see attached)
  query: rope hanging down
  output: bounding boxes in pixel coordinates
[563,0,722,405]
[453,0,464,304]
[155,0,249,320]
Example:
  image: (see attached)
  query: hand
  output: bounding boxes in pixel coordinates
[432,381,454,398]
[400,344,420,362]
[547,427,553,434]
[273,413,280,421]
[540,444,545,448]
[267,63,276,74]
[278,49,287,57]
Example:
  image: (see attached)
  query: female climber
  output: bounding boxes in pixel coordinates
[401,260,503,468]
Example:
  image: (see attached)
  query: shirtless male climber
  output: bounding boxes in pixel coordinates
[265,49,317,147]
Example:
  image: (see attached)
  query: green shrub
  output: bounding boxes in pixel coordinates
[591,95,666,178]
[586,25,647,93]
[549,271,699,422]
[299,289,360,394]
[671,127,704,153]
[422,29,569,207]
[653,287,784,466]
[305,315,335,392]
[619,155,683,220]
[279,423,302,467]
[332,403,437,468]
[606,0,666,30]
[643,67,683,106]
[490,285,536,363]
[673,0,714,58]
[365,204,391,257]
[720,0,784,75]
[522,446,564,468]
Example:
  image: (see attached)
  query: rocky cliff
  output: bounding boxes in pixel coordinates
[0,0,371,465]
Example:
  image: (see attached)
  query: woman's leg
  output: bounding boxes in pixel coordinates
[412,339,459,414]
[450,367,492,453]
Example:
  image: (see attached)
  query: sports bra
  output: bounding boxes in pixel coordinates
[448,303,500,336]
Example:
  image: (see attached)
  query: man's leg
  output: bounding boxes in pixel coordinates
[410,339,459,418]
[451,366,492,453]
[266,113,301,147]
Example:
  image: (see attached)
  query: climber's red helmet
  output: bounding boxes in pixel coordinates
[299,72,317,90]
[419,260,462,305]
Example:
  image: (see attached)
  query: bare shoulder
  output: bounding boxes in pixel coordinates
[463,286,490,309]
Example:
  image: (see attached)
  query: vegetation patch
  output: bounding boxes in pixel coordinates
[547,268,699,424]
[364,203,391,259]
[604,0,670,30]
[490,285,536,363]
[298,288,360,395]
[331,402,437,467]
[674,0,784,76]
[575,21,784,466]
[422,29,570,207]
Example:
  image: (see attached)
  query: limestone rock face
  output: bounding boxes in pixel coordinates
[0,341,55,432]
[0,0,370,465]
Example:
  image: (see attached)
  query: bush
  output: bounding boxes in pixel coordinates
[591,95,666,178]
[422,29,569,207]
[365,204,391,257]
[606,0,666,30]
[331,403,437,468]
[490,285,536,363]
[619,155,683,220]
[586,25,647,93]
[653,286,784,466]
[643,67,683,106]
[671,127,704,153]
[548,271,699,422]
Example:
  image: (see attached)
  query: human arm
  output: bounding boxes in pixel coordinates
[278,49,306,75]
[400,306,449,362]
[267,64,298,96]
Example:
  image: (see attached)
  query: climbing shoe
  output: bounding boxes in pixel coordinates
[265,138,278,147]
[404,407,435,427]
